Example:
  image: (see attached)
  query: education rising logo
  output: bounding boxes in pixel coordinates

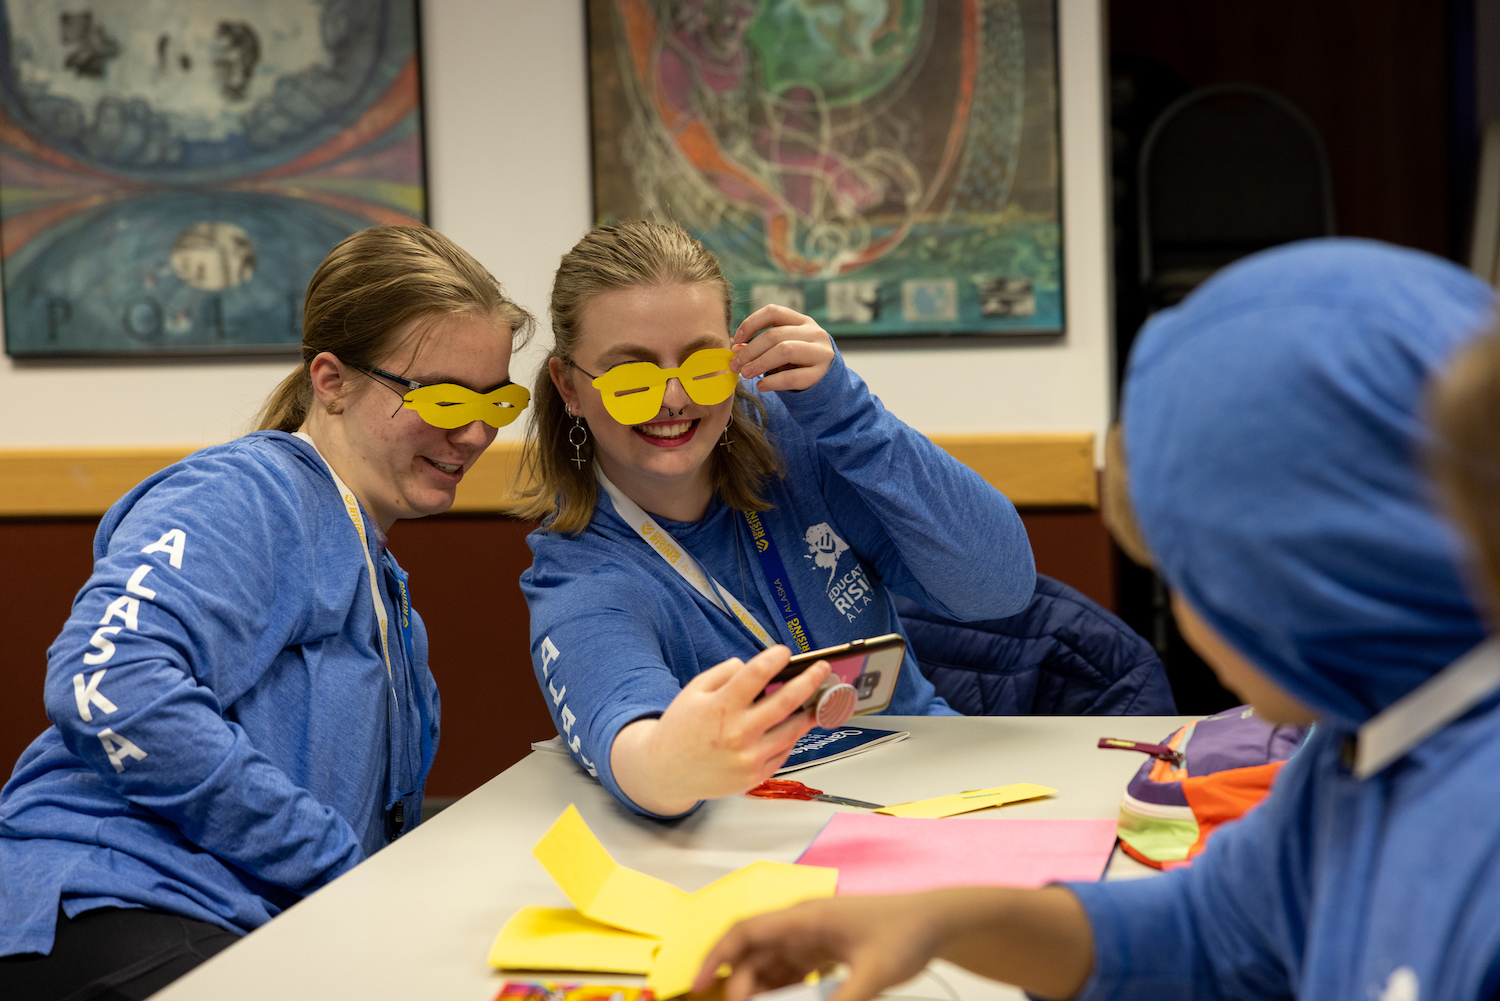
[803,523,874,622]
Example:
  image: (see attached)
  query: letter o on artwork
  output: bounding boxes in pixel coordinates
[121,297,163,340]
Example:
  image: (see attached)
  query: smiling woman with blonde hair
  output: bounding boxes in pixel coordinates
[517,219,1035,819]
[0,225,533,1000]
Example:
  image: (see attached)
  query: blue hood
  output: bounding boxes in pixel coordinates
[1123,238,1494,727]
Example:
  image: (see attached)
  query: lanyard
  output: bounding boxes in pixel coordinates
[741,509,812,654]
[595,465,775,649]
[389,564,417,679]
[294,432,402,706]
[1354,638,1500,779]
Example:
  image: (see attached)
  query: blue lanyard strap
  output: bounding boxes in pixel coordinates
[741,510,812,654]
[389,564,416,671]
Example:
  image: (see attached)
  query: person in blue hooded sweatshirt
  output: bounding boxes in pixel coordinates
[0,226,535,1000]
[515,220,1035,819]
[692,238,1500,1001]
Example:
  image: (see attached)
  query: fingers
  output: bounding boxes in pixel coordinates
[746,659,830,731]
[696,923,749,994]
[684,656,748,694]
[732,307,831,368]
[729,304,835,394]
[734,338,834,382]
[733,304,808,344]
[761,697,821,749]
[752,708,821,780]
[698,910,834,1000]
[718,644,794,703]
[731,320,828,365]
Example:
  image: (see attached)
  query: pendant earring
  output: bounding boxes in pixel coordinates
[719,419,734,451]
[568,412,589,469]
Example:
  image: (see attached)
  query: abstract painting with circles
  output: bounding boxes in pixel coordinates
[587,0,1062,339]
[0,0,426,357]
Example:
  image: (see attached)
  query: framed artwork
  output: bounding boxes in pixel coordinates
[587,0,1062,338]
[0,0,427,358]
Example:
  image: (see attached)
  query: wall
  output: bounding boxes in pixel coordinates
[1110,1,1456,261]
[0,1,1116,795]
[0,507,1116,799]
[0,0,1112,450]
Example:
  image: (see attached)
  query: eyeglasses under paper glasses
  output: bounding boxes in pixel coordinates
[359,366,530,429]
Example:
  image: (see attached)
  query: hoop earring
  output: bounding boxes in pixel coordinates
[568,413,590,469]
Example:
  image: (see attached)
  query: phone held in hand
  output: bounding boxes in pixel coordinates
[761,634,905,727]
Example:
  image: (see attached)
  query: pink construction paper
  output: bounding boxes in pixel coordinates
[796,813,1118,896]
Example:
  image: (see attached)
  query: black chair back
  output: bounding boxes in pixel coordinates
[1139,84,1334,310]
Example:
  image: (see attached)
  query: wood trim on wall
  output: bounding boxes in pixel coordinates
[0,433,1097,517]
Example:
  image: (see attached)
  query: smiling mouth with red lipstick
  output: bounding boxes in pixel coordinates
[633,418,699,447]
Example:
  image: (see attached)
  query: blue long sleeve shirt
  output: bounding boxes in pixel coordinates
[1067,700,1500,1000]
[0,432,439,955]
[521,352,1035,815]
[1084,239,1500,1001]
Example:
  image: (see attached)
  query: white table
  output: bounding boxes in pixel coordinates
[157,715,1195,1001]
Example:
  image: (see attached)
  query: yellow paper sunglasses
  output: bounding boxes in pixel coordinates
[576,348,738,426]
[362,366,530,429]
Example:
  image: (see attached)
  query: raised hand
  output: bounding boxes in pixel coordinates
[730,304,836,393]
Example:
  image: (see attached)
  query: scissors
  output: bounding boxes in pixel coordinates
[747,778,884,810]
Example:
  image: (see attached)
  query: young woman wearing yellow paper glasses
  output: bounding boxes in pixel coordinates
[517,220,1034,818]
[0,226,533,1000]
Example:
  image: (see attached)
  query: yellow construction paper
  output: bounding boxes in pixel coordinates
[532,804,690,937]
[488,906,659,974]
[516,807,838,997]
[648,860,840,999]
[874,782,1056,819]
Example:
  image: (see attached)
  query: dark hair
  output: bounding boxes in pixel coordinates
[255,225,535,432]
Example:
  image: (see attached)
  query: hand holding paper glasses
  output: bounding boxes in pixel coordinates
[574,348,738,425]
[361,364,531,429]
[761,635,904,729]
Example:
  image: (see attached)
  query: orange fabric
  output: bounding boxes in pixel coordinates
[1180,761,1287,858]
[1118,840,1192,871]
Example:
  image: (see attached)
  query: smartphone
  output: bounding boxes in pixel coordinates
[761,633,905,717]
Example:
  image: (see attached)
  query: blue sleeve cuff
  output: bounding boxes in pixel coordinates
[1063,874,1202,1001]
[766,344,855,422]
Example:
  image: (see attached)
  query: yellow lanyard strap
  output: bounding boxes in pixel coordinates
[294,432,398,706]
[595,464,773,649]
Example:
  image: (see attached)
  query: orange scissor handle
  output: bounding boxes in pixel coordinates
[746,778,823,800]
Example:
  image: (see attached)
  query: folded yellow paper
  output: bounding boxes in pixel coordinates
[875,782,1055,819]
[488,906,659,974]
[503,805,838,999]
[649,860,840,999]
[533,804,690,937]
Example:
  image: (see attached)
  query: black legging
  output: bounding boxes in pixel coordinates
[0,906,240,1001]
